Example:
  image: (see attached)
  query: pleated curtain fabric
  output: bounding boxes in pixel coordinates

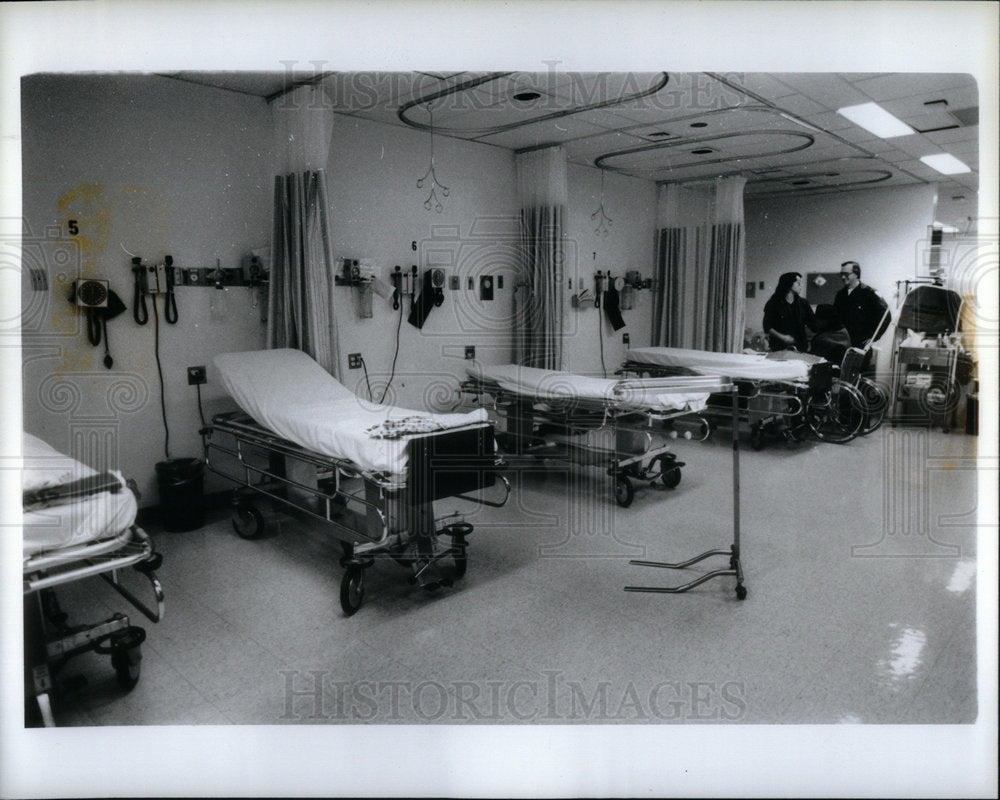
[513,147,568,370]
[651,177,746,352]
[708,175,747,353]
[267,84,340,379]
[267,169,340,380]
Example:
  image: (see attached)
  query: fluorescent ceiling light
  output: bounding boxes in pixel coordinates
[920,153,972,175]
[837,102,915,138]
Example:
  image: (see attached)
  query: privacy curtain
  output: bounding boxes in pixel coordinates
[267,84,341,378]
[651,176,746,352]
[513,146,567,370]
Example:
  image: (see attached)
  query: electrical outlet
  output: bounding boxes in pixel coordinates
[187,366,207,385]
[465,346,476,360]
[348,353,362,369]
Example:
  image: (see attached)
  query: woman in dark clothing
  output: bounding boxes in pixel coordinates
[763,271,816,351]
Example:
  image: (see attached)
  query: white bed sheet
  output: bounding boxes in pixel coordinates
[626,346,811,382]
[214,349,488,479]
[22,433,137,558]
[465,364,710,413]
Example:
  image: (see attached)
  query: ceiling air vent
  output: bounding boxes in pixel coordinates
[690,148,713,155]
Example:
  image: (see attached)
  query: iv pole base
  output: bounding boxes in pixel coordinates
[625,545,746,600]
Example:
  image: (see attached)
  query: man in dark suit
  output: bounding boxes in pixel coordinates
[833,261,890,371]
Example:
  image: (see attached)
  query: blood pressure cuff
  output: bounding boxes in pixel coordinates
[603,286,626,331]
[408,270,444,329]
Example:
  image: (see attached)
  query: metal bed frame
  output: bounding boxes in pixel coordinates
[620,356,867,448]
[460,373,723,507]
[23,515,164,727]
[460,372,748,599]
[203,411,510,615]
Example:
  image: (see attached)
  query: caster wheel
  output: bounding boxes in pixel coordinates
[750,425,765,451]
[660,465,682,489]
[452,545,468,579]
[340,567,365,616]
[735,584,748,601]
[613,475,634,507]
[111,646,142,691]
[232,504,266,539]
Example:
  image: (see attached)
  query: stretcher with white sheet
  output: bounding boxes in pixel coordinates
[460,363,747,598]
[621,346,867,448]
[22,432,165,727]
[460,363,726,507]
[206,349,509,615]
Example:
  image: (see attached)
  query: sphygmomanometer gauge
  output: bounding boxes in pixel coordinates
[74,278,110,308]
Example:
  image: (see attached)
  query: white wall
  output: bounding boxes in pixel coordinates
[744,183,937,376]
[21,75,273,502]
[324,114,519,411]
[563,163,657,376]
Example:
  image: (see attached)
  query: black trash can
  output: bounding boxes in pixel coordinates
[155,458,205,531]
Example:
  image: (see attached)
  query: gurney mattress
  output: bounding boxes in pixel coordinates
[215,349,488,479]
[466,364,710,412]
[627,346,812,382]
[22,433,137,558]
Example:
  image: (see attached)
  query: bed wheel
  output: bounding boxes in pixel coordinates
[101,625,145,692]
[660,461,681,489]
[735,584,748,601]
[750,424,766,451]
[111,645,142,691]
[613,475,634,507]
[340,567,365,616]
[452,545,468,579]
[232,504,266,540]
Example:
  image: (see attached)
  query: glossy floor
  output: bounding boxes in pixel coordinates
[38,424,982,727]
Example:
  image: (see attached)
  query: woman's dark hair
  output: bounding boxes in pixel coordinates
[774,271,802,298]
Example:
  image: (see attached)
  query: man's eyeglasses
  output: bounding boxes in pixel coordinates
[839,273,852,280]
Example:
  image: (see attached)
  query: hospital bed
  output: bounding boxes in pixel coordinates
[459,363,726,507]
[204,349,509,615]
[459,363,747,598]
[22,432,165,727]
[621,346,867,448]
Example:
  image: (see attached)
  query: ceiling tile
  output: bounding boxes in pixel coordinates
[475,115,609,150]
[852,73,975,102]
[724,73,799,101]
[770,74,871,110]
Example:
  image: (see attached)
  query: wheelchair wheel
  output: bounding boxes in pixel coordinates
[858,377,888,434]
[806,379,865,443]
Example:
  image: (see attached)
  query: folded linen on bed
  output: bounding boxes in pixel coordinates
[22,433,137,557]
[214,349,488,478]
[627,346,811,382]
[465,364,710,413]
